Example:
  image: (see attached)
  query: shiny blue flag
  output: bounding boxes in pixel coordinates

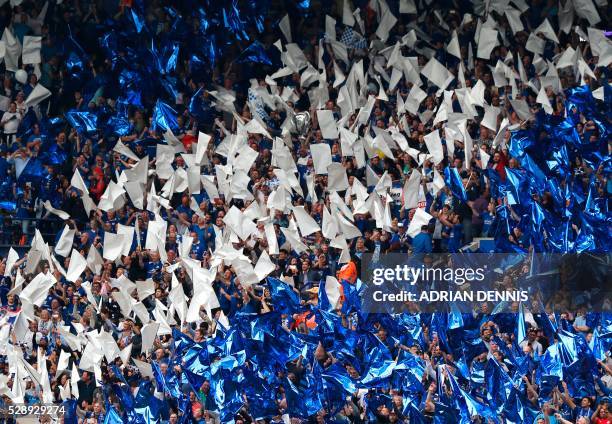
[267,277,301,313]
[508,130,534,159]
[43,142,69,166]
[126,90,143,108]
[103,406,124,424]
[318,279,333,311]
[516,302,527,345]
[504,167,525,204]
[223,4,249,41]
[555,117,583,148]
[530,201,545,234]
[395,350,425,384]
[297,0,311,10]
[321,362,357,394]
[190,53,208,74]
[550,143,570,176]
[236,41,272,65]
[565,360,596,398]
[151,99,179,132]
[0,201,16,212]
[501,387,531,424]
[448,302,464,330]
[444,167,467,202]
[183,368,208,394]
[151,361,167,394]
[430,312,451,354]
[589,328,606,360]
[284,376,322,417]
[520,154,547,195]
[172,327,195,354]
[106,116,132,136]
[360,359,396,386]
[177,392,191,424]
[533,305,558,341]
[402,399,429,424]
[17,158,45,184]
[461,334,487,365]
[119,69,139,89]
[446,365,500,423]
[340,279,361,314]
[131,9,145,33]
[66,110,98,134]
[487,167,506,199]
[164,43,180,74]
[211,350,246,375]
[585,181,606,219]
[111,383,135,414]
[66,52,83,77]
[62,400,78,424]
[133,381,164,424]
[493,335,518,368]
[183,343,210,376]
[539,343,563,379]
[110,364,128,386]
[17,109,39,139]
[485,357,513,411]
[557,329,578,365]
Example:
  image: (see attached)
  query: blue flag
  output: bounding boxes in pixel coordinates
[152,99,179,132]
[236,41,272,65]
[444,167,467,202]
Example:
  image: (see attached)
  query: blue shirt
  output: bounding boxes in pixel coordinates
[145,260,163,279]
[190,241,205,260]
[190,225,206,245]
[41,174,60,205]
[481,212,493,237]
[448,224,464,253]
[412,232,432,253]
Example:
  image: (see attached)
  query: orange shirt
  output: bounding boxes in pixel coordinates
[337,261,357,284]
[292,312,317,330]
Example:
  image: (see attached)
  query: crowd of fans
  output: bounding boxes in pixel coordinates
[0,0,609,423]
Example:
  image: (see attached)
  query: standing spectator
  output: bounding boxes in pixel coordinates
[1,102,23,146]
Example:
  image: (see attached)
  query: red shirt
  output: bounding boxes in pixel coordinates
[182,133,196,151]
[593,417,612,424]
[90,179,106,201]
[494,151,508,181]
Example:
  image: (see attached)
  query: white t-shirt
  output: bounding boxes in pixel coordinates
[520,339,543,356]
[16,100,28,116]
[2,111,21,134]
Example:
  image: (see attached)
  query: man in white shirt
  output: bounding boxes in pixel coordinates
[1,101,23,145]
[519,327,543,357]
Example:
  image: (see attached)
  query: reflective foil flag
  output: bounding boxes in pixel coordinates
[267,277,301,313]
[236,41,272,65]
[152,99,179,132]
[62,400,78,424]
[66,110,98,134]
[444,166,467,202]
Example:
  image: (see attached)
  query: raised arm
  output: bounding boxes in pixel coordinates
[560,381,576,410]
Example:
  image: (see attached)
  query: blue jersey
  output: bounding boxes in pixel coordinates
[447,224,463,253]
[145,260,163,279]
[481,212,493,237]
[41,174,60,206]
